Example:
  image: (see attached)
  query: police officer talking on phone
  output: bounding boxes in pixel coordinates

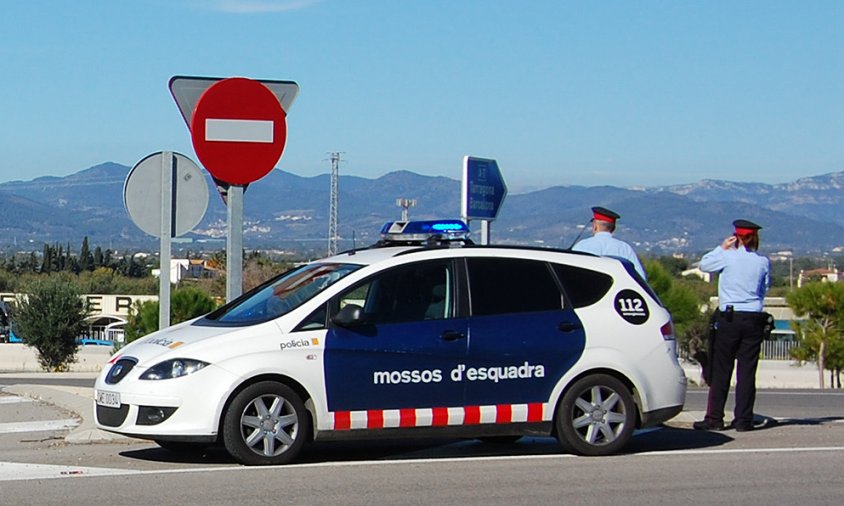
[693,219,771,432]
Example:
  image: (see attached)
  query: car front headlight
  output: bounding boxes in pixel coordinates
[139,359,209,380]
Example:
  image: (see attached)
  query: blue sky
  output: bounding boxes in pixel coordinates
[1,0,842,192]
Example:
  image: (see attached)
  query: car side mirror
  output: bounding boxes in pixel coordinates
[332,304,365,328]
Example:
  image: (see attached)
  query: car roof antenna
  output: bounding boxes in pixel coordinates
[567,219,593,250]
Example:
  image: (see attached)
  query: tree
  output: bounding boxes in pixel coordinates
[40,244,52,274]
[93,246,104,268]
[171,286,219,323]
[242,252,291,292]
[653,255,689,277]
[786,281,844,388]
[79,236,93,272]
[124,299,159,344]
[124,286,219,344]
[11,276,90,371]
[645,260,708,357]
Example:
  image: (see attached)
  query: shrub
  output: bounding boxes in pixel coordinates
[11,277,90,371]
[124,286,219,344]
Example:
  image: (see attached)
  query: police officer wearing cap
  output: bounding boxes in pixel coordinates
[694,219,771,432]
[573,206,647,280]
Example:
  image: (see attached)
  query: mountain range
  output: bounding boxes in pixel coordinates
[1,162,842,257]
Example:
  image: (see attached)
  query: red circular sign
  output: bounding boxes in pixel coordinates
[190,77,287,185]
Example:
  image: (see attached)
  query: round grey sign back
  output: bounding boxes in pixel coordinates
[124,152,209,237]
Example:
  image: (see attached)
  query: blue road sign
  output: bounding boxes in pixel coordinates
[461,156,508,220]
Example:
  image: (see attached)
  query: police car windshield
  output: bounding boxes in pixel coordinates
[209,263,362,324]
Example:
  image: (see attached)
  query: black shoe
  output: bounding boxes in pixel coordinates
[729,420,754,432]
[693,420,726,431]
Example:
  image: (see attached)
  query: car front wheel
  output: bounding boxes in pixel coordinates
[556,374,636,456]
[223,381,308,466]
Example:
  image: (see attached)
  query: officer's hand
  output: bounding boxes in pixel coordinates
[721,235,737,250]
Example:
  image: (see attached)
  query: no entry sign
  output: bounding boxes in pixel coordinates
[190,77,287,185]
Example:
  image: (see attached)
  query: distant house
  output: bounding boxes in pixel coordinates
[797,267,840,287]
[681,266,711,283]
[151,259,224,283]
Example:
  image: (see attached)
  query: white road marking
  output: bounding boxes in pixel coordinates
[205,119,273,143]
[0,462,134,481]
[0,396,34,405]
[635,446,844,457]
[1,445,843,482]
[0,419,79,434]
[685,390,844,397]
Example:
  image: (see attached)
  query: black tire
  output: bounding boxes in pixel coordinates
[222,381,308,466]
[154,440,208,454]
[556,374,636,456]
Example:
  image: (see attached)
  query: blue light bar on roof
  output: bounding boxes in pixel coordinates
[380,219,469,234]
[379,219,471,244]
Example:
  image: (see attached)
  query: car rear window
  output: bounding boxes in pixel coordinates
[551,263,613,308]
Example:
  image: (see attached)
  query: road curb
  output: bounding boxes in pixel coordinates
[1,384,142,444]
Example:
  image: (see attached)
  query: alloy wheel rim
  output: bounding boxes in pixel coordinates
[240,394,299,457]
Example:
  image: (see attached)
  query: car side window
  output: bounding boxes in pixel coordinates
[338,260,454,325]
[467,258,563,316]
[551,263,613,308]
[293,302,329,331]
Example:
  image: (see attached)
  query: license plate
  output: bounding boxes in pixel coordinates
[96,390,121,408]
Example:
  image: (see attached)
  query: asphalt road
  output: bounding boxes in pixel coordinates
[1,386,843,504]
[684,387,844,419]
[1,429,843,505]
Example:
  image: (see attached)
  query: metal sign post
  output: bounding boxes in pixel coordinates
[124,151,209,330]
[226,185,244,302]
[158,153,173,329]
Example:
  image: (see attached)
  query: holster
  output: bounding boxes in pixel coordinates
[762,312,775,340]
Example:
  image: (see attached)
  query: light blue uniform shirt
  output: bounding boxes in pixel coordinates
[573,231,647,280]
[699,245,771,312]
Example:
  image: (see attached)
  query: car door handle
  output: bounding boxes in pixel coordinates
[440,331,466,341]
[558,321,581,332]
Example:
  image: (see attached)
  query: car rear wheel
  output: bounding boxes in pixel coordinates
[223,381,308,466]
[556,374,635,456]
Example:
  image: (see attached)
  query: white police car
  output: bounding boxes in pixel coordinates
[94,220,686,465]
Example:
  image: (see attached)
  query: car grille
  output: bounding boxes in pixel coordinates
[96,404,129,427]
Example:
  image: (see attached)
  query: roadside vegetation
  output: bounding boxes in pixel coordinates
[10,275,91,371]
[786,282,844,388]
[645,258,714,360]
[124,286,219,345]
[0,238,294,370]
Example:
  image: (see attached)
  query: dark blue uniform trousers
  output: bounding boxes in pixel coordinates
[704,311,765,429]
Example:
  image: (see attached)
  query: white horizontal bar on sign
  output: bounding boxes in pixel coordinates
[205,119,274,143]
